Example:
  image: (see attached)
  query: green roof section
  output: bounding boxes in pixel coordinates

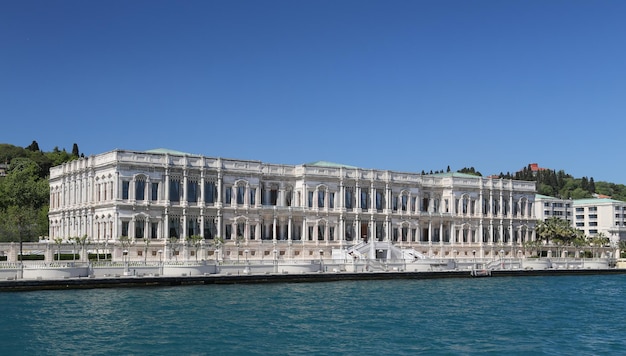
[535,194,559,200]
[573,198,624,205]
[145,148,198,156]
[430,172,482,179]
[305,161,358,169]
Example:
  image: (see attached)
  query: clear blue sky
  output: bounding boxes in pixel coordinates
[1,1,625,183]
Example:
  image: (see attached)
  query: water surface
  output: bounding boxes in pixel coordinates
[1,275,624,355]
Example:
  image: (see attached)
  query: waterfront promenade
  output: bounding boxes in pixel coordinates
[2,265,626,292]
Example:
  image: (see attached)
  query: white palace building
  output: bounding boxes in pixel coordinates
[48,149,538,263]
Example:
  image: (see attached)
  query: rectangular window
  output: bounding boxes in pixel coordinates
[151,183,159,201]
[318,190,325,208]
[135,180,145,201]
[345,188,353,209]
[361,192,368,211]
[225,225,232,240]
[392,196,398,211]
[345,221,354,241]
[205,182,216,203]
[188,181,197,203]
[250,226,255,240]
[329,192,335,209]
[224,187,231,204]
[249,188,256,205]
[121,221,129,237]
[151,222,158,239]
[204,218,216,239]
[237,186,245,205]
[401,195,407,211]
[375,192,383,210]
[122,181,130,200]
[135,221,144,239]
[308,191,314,208]
[169,180,180,202]
[237,223,245,238]
[376,222,384,241]
[169,218,180,238]
[285,190,292,206]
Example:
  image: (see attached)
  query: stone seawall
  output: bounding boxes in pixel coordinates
[1,269,626,292]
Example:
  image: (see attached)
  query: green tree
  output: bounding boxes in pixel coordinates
[71,143,80,157]
[72,235,88,261]
[589,232,609,258]
[53,237,64,261]
[536,217,577,246]
[26,140,40,152]
[189,235,204,261]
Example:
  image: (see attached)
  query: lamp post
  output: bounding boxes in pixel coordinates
[273,249,278,273]
[452,249,457,269]
[236,241,240,264]
[123,249,129,275]
[157,249,163,275]
[472,250,476,271]
[580,250,584,269]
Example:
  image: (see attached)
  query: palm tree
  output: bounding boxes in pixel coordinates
[142,238,150,264]
[213,236,224,261]
[53,237,63,262]
[168,236,179,261]
[73,235,88,262]
[589,232,609,258]
[188,235,203,262]
[619,240,626,258]
[535,217,578,257]
[572,230,587,257]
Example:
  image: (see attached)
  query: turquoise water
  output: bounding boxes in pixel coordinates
[1,275,626,355]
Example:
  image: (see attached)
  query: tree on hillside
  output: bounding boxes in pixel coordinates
[71,143,80,157]
[26,140,40,152]
[457,167,482,176]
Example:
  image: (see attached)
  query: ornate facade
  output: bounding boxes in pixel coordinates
[48,149,537,260]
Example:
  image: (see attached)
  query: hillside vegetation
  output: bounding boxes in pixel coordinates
[0,142,79,242]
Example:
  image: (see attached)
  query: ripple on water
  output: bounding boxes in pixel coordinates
[1,275,626,355]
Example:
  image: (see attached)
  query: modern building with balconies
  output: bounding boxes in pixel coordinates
[573,198,626,245]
